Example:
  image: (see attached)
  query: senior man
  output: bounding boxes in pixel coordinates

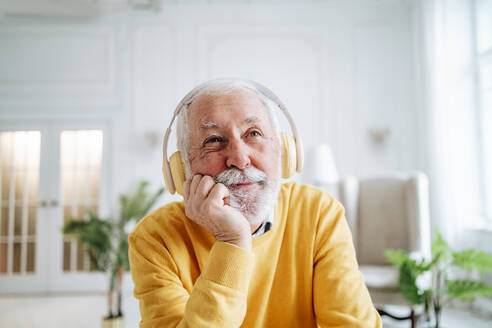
[128,79,381,327]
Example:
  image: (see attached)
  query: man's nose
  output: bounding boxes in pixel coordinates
[225,139,251,170]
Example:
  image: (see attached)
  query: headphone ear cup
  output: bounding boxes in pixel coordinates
[163,162,175,195]
[280,132,297,179]
[169,151,186,195]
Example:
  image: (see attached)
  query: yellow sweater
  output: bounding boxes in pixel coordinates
[129,182,381,327]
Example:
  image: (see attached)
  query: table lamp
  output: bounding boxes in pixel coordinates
[305,143,339,187]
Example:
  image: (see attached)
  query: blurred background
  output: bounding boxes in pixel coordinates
[0,0,491,327]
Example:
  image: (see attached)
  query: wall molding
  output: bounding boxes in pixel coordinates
[0,24,118,108]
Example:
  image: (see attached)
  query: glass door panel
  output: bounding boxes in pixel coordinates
[60,130,103,273]
[0,131,40,276]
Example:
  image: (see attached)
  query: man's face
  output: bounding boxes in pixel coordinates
[186,89,281,224]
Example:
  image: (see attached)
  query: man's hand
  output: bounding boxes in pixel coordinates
[182,174,252,250]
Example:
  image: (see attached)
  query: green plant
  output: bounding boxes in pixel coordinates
[385,232,492,328]
[63,181,164,319]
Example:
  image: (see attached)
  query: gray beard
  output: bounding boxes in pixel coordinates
[214,166,280,227]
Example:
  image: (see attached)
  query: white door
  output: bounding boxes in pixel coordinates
[0,121,110,293]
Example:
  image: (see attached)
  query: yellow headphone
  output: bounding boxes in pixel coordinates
[162,78,304,195]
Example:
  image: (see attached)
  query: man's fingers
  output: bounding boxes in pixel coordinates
[189,174,202,197]
[196,176,215,200]
[208,183,230,204]
[182,179,191,200]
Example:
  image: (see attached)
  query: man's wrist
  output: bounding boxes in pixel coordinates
[215,231,252,250]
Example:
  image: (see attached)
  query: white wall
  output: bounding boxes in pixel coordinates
[0,0,419,207]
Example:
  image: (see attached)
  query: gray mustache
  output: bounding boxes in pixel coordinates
[214,167,267,188]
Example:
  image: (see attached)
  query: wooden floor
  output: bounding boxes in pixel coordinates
[0,294,491,327]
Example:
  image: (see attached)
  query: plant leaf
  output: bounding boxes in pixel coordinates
[446,279,492,301]
[384,249,410,268]
[398,260,426,305]
[431,231,451,260]
[119,181,164,223]
[452,249,492,273]
[62,214,113,271]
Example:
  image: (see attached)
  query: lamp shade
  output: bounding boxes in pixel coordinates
[305,143,339,185]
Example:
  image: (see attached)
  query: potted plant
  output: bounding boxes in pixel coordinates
[385,232,492,328]
[63,181,164,328]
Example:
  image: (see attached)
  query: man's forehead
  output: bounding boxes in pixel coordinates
[200,116,261,129]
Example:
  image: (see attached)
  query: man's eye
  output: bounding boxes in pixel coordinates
[249,130,261,137]
[205,137,221,144]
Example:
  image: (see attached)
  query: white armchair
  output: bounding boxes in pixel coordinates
[338,172,432,327]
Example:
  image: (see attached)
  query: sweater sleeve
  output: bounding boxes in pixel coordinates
[128,232,254,328]
[313,198,382,328]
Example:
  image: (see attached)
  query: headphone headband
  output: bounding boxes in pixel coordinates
[162,78,304,194]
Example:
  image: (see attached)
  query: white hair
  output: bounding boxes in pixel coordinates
[176,79,281,178]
